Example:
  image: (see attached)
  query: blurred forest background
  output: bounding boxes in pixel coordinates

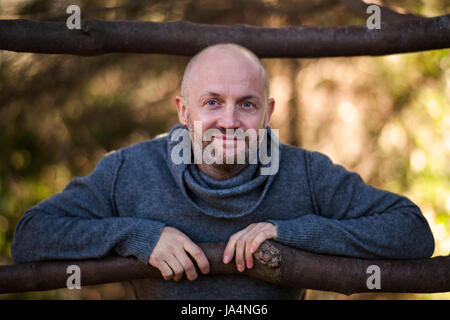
[0,0,449,299]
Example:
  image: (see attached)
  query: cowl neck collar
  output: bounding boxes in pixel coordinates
[166,124,279,219]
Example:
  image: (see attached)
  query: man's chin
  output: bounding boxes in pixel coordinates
[205,143,249,165]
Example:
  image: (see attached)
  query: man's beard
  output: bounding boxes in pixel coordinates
[185,118,259,170]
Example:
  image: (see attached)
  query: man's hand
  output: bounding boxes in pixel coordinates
[149,226,210,281]
[223,222,277,272]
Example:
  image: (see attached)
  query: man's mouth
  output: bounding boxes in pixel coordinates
[213,134,242,144]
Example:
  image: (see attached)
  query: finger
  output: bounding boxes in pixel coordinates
[149,254,174,280]
[223,224,258,264]
[249,223,276,251]
[254,232,272,257]
[165,254,185,282]
[243,226,267,269]
[223,230,245,264]
[158,260,174,281]
[184,241,210,275]
[174,247,198,281]
[250,227,277,254]
[245,235,257,269]
[235,236,247,272]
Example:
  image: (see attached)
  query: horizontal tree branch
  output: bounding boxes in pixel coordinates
[0,15,449,57]
[1,240,449,295]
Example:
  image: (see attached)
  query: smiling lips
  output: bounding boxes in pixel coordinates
[212,135,244,145]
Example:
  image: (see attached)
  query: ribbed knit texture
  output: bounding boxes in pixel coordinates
[12,124,435,299]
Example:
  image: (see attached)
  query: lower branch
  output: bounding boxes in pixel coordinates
[0,240,449,295]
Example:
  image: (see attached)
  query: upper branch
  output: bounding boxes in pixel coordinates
[0,15,449,57]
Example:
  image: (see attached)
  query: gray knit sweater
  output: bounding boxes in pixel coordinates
[11,124,435,299]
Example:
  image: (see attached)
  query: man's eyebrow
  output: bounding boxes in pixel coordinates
[200,92,261,102]
[237,95,260,102]
[200,91,222,98]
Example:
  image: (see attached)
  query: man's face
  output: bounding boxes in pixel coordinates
[176,50,275,165]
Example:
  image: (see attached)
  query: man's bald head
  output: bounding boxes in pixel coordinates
[181,43,270,104]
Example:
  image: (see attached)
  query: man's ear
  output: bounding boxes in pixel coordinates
[264,98,275,127]
[175,95,188,126]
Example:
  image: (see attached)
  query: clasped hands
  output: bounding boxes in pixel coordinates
[148,222,277,281]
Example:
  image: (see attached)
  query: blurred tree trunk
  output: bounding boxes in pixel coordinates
[286,11,303,146]
[287,59,301,146]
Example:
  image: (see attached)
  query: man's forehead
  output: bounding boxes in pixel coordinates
[194,47,263,74]
[192,75,265,99]
[192,53,265,90]
[181,43,270,100]
[196,63,263,84]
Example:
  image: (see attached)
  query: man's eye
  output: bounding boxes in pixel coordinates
[206,100,218,106]
[242,102,255,108]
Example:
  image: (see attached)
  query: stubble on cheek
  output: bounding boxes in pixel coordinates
[185,113,260,166]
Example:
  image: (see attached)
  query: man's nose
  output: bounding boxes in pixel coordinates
[217,103,240,129]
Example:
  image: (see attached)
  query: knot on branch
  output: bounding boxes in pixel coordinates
[81,21,90,34]
[254,241,282,268]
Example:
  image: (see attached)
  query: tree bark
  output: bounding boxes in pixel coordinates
[0,15,449,57]
[1,240,449,295]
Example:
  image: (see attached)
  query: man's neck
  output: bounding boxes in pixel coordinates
[196,163,248,181]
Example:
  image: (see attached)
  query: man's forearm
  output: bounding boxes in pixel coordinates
[268,205,434,259]
[12,209,165,264]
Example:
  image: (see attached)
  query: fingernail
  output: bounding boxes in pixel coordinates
[247,261,253,269]
[223,256,229,264]
[238,265,244,272]
[250,247,255,253]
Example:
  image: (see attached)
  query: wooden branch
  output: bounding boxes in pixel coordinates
[1,240,449,295]
[0,15,449,57]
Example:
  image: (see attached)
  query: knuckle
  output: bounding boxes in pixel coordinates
[162,271,173,280]
[168,240,180,250]
[150,256,160,264]
[190,248,203,258]
[255,233,265,242]
[174,270,183,279]
[253,238,263,248]
[257,232,267,240]
[229,233,238,242]
[174,267,183,276]
[184,262,195,273]
[165,242,175,251]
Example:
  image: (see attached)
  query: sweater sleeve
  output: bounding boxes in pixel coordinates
[268,151,435,259]
[11,150,165,265]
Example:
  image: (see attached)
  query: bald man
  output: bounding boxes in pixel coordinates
[12,43,434,300]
